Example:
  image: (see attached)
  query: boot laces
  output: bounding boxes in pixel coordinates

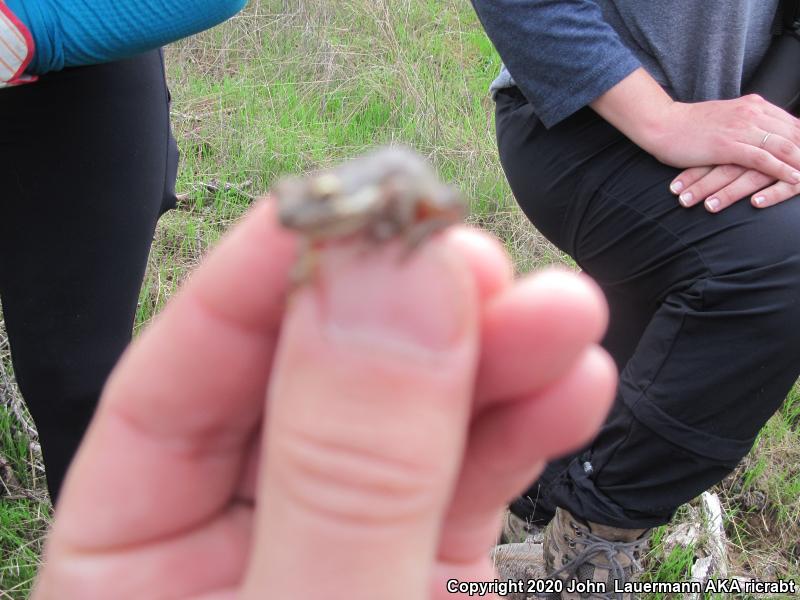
[547,529,643,600]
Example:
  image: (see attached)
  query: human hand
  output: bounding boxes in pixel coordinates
[669,164,800,212]
[592,70,800,184]
[649,96,800,184]
[32,200,616,599]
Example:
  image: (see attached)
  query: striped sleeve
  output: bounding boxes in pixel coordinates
[0,1,36,88]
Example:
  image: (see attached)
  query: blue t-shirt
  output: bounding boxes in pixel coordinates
[472,0,779,128]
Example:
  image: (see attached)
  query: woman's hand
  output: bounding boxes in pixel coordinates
[670,164,800,212]
[650,95,800,183]
[32,200,616,600]
[592,69,800,184]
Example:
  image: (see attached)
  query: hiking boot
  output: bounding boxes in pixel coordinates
[543,508,651,600]
[499,509,546,545]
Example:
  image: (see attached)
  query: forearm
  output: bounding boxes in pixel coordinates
[589,67,676,153]
[470,0,640,127]
[588,64,800,185]
[5,0,247,74]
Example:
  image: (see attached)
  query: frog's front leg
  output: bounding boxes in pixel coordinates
[289,237,321,288]
[400,217,456,260]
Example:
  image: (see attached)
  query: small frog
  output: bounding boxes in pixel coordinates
[274,146,465,248]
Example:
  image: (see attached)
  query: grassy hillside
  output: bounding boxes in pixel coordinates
[1,1,797,597]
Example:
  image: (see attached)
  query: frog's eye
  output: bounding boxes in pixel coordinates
[310,174,342,199]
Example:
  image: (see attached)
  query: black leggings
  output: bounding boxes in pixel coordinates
[0,50,178,503]
[496,87,800,529]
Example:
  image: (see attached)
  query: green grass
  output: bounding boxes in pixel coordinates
[0,498,48,599]
[642,529,698,600]
[1,1,799,598]
[0,361,49,599]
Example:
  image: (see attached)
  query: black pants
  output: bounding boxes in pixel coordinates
[496,87,800,529]
[0,50,178,504]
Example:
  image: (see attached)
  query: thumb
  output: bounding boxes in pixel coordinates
[242,238,480,600]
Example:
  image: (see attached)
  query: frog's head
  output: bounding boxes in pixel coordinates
[274,172,381,239]
[275,174,337,228]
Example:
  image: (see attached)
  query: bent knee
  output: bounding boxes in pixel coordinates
[707,203,800,340]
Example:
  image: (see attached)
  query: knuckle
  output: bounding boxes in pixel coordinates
[744,93,764,105]
[735,105,758,121]
[778,140,796,156]
[744,170,766,186]
[751,150,771,169]
[719,164,742,179]
[277,429,442,524]
[685,166,708,179]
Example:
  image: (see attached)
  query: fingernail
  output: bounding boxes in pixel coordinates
[705,197,720,212]
[793,172,800,182]
[670,180,684,194]
[321,244,471,352]
[753,195,766,207]
[679,192,693,207]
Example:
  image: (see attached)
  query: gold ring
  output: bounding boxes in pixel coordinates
[760,132,772,148]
